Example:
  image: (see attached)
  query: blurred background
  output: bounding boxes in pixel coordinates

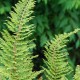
[0,0,80,76]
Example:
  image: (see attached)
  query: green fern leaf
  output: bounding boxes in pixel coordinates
[43,29,80,80]
[74,65,80,80]
[0,0,42,80]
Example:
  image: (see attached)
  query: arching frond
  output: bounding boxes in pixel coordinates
[0,0,41,80]
[43,29,80,80]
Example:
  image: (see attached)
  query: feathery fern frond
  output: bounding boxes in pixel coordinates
[43,29,80,80]
[0,0,41,80]
[74,65,80,80]
[60,76,68,80]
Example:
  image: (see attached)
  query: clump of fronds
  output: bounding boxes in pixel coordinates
[74,65,80,80]
[43,29,80,80]
[0,0,42,80]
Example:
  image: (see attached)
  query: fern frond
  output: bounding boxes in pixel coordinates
[0,0,41,80]
[43,29,80,80]
[60,76,68,80]
[74,65,80,80]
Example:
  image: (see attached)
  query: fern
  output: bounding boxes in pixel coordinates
[43,29,80,80]
[0,0,41,80]
[60,76,68,80]
[74,65,80,80]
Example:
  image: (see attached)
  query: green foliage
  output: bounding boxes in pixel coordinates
[0,0,18,32]
[0,0,11,14]
[33,15,53,47]
[60,76,68,80]
[1,0,80,48]
[33,0,80,50]
[74,65,80,80]
[32,0,53,47]
[0,0,41,79]
[37,0,48,5]
[43,29,80,80]
[0,0,80,80]
[53,0,80,49]
[34,1,80,75]
[0,0,11,32]
[59,0,80,9]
